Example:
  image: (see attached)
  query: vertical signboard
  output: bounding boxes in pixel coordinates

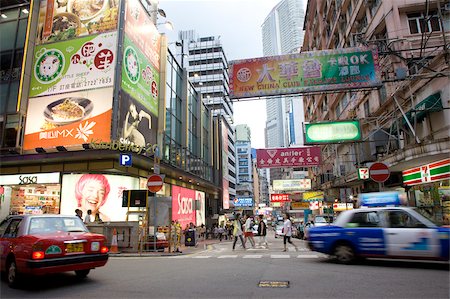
[118,0,161,149]
[195,190,205,227]
[172,186,196,229]
[221,121,230,209]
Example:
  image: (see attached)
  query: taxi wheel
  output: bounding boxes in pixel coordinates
[75,269,90,279]
[7,259,20,288]
[334,243,355,264]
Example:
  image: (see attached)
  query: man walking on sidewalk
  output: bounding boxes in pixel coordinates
[282,214,298,252]
[257,215,269,248]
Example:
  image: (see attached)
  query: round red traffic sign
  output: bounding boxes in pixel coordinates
[369,162,390,183]
[147,175,163,193]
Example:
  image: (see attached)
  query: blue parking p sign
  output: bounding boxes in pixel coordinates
[120,154,132,166]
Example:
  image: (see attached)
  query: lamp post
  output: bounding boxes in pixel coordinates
[175,40,184,68]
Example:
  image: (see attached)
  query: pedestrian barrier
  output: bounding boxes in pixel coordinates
[110,228,119,253]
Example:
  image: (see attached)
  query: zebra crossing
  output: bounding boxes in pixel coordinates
[176,253,325,259]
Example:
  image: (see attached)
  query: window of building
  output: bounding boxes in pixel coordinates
[407,11,441,34]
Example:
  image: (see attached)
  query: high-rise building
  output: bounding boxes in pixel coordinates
[178,30,237,207]
[261,0,307,183]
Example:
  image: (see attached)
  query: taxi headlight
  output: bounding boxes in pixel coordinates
[91,242,100,251]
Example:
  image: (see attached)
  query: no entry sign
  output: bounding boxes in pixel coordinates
[369,162,390,183]
[147,174,164,193]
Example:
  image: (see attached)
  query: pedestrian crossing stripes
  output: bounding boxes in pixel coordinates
[111,253,326,260]
[243,255,263,259]
[270,255,290,259]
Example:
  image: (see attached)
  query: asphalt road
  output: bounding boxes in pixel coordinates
[1,233,449,299]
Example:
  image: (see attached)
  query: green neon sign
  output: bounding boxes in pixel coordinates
[305,121,361,143]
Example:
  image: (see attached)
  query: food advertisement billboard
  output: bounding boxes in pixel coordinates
[121,35,159,116]
[256,147,321,168]
[229,47,381,99]
[23,87,113,150]
[124,0,160,71]
[118,91,157,148]
[172,186,196,229]
[60,173,140,221]
[36,0,119,45]
[30,32,117,98]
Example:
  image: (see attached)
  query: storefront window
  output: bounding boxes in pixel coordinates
[9,185,61,215]
[409,181,449,226]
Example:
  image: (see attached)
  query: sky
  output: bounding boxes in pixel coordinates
[158,0,281,149]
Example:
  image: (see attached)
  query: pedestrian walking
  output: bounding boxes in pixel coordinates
[298,220,305,240]
[75,209,83,220]
[257,215,269,248]
[218,226,224,242]
[232,214,246,250]
[84,209,92,223]
[243,215,256,248]
[282,214,298,252]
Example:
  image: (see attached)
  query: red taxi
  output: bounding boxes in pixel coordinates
[0,214,109,288]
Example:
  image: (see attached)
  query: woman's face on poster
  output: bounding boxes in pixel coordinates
[81,179,106,211]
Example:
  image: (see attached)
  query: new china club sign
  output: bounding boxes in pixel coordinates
[256,147,321,169]
[172,186,203,229]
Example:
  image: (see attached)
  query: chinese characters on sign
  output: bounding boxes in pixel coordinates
[270,194,290,203]
[256,147,321,169]
[302,191,324,202]
[272,179,312,191]
[229,47,381,99]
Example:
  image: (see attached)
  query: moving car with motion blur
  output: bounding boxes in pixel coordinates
[0,214,109,288]
[307,206,450,264]
[274,222,284,238]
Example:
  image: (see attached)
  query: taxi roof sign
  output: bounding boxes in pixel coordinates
[359,191,400,207]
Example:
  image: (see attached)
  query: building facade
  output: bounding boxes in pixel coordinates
[178,30,237,211]
[235,125,253,200]
[303,0,450,224]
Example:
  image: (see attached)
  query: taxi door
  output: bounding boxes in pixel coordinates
[384,209,440,258]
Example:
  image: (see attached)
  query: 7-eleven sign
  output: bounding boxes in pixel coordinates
[358,168,369,180]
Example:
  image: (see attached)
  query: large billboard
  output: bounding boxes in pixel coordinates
[23,87,113,150]
[233,197,253,207]
[172,186,196,229]
[120,0,160,116]
[256,147,321,168]
[272,179,312,191]
[195,190,205,227]
[60,173,140,221]
[229,47,381,99]
[30,32,117,98]
[36,0,119,45]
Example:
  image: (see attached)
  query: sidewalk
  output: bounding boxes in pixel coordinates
[109,238,231,257]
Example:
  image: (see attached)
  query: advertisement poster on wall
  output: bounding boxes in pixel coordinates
[195,190,205,227]
[124,0,160,71]
[172,186,196,229]
[118,91,157,148]
[121,35,159,116]
[36,0,120,45]
[23,87,113,150]
[60,173,139,221]
[29,32,117,98]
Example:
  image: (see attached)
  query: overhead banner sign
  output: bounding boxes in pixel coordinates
[304,121,361,143]
[273,179,311,191]
[229,47,381,99]
[256,147,321,168]
[270,194,290,203]
[403,159,450,186]
[303,191,324,202]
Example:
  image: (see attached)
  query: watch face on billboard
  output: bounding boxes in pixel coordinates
[118,91,157,148]
[60,173,139,221]
[23,87,113,150]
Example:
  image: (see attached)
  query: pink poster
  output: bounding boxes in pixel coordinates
[172,186,196,229]
[256,147,321,168]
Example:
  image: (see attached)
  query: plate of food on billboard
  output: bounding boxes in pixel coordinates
[23,87,113,150]
[36,0,120,45]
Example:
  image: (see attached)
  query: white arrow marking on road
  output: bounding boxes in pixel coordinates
[243,255,263,258]
[270,255,290,258]
[218,255,238,258]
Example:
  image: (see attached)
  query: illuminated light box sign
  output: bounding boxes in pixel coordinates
[272,179,311,191]
[304,121,361,143]
[359,191,400,207]
[229,47,382,99]
[233,197,254,207]
[256,147,321,168]
[270,194,290,202]
[303,191,324,202]
[291,202,310,209]
[333,203,354,211]
[402,158,450,186]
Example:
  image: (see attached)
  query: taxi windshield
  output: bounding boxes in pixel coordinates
[28,217,88,234]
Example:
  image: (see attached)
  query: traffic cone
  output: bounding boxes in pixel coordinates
[110,228,119,253]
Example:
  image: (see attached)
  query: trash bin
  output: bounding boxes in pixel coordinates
[185,229,196,246]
